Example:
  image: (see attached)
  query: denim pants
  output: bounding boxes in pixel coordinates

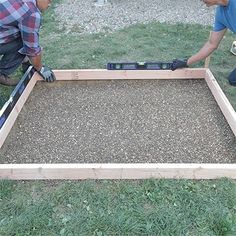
[0,38,25,76]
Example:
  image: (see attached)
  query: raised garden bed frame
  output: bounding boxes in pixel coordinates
[0,68,236,180]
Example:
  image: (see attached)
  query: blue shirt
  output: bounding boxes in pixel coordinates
[213,0,236,33]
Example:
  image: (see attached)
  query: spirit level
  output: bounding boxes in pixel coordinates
[107,61,173,70]
[0,66,35,129]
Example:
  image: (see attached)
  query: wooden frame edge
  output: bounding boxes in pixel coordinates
[0,73,39,148]
[1,163,236,180]
[205,69,236,136]
[53,68,206,80]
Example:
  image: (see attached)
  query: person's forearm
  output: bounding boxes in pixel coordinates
[187,29,227,66]
[29,53,43,71]
[187,41,217,65]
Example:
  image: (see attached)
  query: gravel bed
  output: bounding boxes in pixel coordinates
[55,0,216,34]
[1,80,236,164]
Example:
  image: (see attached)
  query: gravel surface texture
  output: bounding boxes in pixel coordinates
[55,0,216,34]
[1,80,236,164]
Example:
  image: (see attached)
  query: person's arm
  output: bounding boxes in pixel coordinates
[19,11,56,82]
[171,29,227,70]
[187,29,227,65]
[29,53,43,71]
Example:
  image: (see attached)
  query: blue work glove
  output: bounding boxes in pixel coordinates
[39,66,56,82]
[171,58,188,71]
[228,68,236,86]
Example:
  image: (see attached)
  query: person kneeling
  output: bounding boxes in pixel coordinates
[0,0,55,86]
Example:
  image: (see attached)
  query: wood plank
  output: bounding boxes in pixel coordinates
[0,163,236,180]
[52,68,206,81]
[0,73,39,149]
[205,56,211,68]
[205,69,236,136]
[204,32,212,68]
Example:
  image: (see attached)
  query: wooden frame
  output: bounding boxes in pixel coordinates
[0,68,236,180]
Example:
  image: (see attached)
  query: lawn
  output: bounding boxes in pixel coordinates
[0,1,236,235]
[0,179,236,235]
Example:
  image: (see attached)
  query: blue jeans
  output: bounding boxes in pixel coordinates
[0,38,25,76]
[228,68,236,85]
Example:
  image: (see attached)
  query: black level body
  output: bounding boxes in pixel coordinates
[107,62,173,70]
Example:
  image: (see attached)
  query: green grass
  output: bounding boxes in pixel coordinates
[1,1,236,235]
[0,179,236,235]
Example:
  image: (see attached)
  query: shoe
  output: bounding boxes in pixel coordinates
[0,74,20,86]
[22,61,32,74]
[228,68,236,86]
[230,41,236,56]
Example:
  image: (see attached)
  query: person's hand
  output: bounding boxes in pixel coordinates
[38,66,56,82]
[171,58,188,71]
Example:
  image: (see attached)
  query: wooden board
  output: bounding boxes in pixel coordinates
[53,68,206,81]
[205,69,236,136]
[1,163,236,180]
[0,73,40,148]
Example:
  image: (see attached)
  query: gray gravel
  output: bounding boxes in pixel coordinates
[55,0,216,34]
[1,80,236,164]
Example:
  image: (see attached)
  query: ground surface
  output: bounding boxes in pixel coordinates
[1,79,236,164]
[55,0,215,34]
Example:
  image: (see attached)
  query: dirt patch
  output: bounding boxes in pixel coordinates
[1,79,235,164]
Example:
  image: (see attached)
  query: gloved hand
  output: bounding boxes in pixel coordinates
[38,66,56,82]
[171,58,188,71]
